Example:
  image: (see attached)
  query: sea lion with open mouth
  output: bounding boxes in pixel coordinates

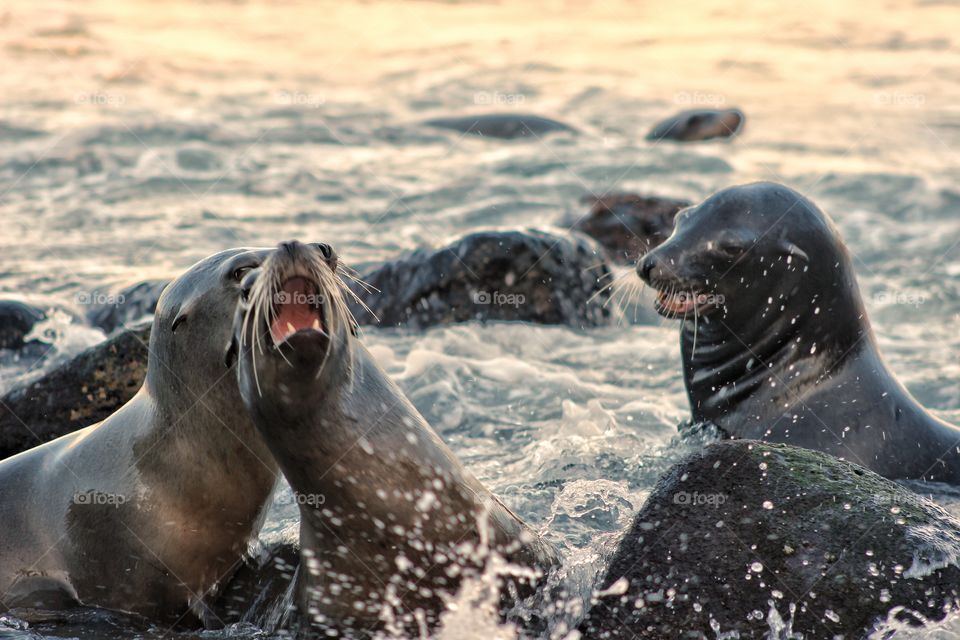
[226,240,558,638]
[0,248,278,625]
[637,182,960,482]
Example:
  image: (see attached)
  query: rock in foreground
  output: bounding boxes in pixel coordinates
[579,440,960,639]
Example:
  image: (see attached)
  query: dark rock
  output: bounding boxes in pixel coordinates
[84,280,169,334]
[572,193,690,264]
[578,440,960,639]
[646,108,745,143]
[422,113,577,139]
[0,322,149,460]
[0,301,46,351]
[348,230,612,329]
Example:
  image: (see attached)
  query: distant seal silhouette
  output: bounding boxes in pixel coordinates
[637,182,960,482]
[423,113,576,139]
[0,248,278,625]
[227,240,558,638]
[646,108,744,142]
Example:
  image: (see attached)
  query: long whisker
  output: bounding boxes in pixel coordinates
[692,300,699,360]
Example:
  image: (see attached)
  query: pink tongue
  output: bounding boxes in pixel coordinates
[659,291,695,314]
[270,277,321,343]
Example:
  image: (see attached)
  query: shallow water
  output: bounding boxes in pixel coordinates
[1,0,960,637]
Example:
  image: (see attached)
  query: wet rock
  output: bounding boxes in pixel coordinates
[348,230,612,329]
[0,301,46,350]
[422,113,577,139]
[646,108,745,142]
[571,193,690,264]
[0,322,149,460]
[578,440,960,639]
[84,280,169,334]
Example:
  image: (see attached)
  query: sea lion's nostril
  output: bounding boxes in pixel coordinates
[638,255,657,283]
[279,241,302,258]
[312,243,338,271]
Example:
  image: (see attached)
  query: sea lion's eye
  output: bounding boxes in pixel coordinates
[233,266,254,281]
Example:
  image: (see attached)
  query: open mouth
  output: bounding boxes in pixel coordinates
[654,287,718,319]
[270,276,325,345]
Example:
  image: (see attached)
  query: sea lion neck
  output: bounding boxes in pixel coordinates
[682,250,875,427]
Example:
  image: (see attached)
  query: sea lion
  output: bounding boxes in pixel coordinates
[645,108,744,142]
[637,181,960,482]
[423,113,576,139]
[0,248,278,625]
[227,240,558,638]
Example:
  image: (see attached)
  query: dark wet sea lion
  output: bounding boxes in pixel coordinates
[423,113,576,139]
[227,240,558,638]
[637,181,960,482]
[646,108,744,142]
[0,248,279,625]
[572,193,690,264]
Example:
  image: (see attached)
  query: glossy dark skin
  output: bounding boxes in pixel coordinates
[638,182,960,482]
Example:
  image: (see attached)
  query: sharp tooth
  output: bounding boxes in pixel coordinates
[312,319,321,330]
[287,322,296,334]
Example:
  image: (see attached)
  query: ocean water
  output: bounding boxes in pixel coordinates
[1,0,960,637]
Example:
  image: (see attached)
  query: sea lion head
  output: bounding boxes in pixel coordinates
[227,240,357,416]
[148,247,271,414]
[636,182,868,351]
[646,108,744,142]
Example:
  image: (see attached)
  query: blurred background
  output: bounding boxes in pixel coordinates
[1,1,959,637]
